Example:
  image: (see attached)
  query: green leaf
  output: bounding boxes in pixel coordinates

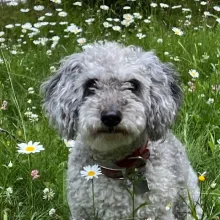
[133,202,148,215]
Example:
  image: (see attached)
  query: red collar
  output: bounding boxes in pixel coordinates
[99,141,150,179]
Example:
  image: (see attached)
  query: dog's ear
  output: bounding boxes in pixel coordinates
[41,53,82,139]
[140,52,182,141]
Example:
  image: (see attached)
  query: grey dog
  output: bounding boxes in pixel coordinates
[41,42,202,219]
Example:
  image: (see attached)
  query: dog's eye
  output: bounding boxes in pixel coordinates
[127,79,140,93]
[84,79,98,96]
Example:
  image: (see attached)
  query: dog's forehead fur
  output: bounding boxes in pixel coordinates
[77,42,163,82]
[65,42,170,97]
[82,42,142,67]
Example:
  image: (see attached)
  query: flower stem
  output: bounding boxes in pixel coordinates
[28,155,33,207]
[92,179,96,219]
[132,180,135,220]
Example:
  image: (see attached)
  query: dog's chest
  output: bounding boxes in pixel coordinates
[67,139,180,219]
[67,145,155,216]
[69,171,153,218]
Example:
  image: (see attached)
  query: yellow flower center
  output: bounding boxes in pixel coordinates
[198,175,205,182]
[25,145,35,152]
[88,171,95,177]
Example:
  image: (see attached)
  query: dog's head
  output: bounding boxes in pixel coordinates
[41,42,181,151]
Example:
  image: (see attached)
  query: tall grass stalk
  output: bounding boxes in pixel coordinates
[0,51,27,141]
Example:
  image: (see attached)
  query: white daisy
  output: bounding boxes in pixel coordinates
[0,38,5,43]
[103,22,112,28]
[52,36,60,42]
[5,24,14,29]
[43,188,55,200]
[123,13,134,21]
[59,21,68,25]
[49,208,56,216]
[157,38,163,43]
[80,165,102,180]
[7,2,18,6]
[204,11,211,17]
[20,8,30,13]
[11,50,17,55]
[58,11,67,17]
[65,24,82,34]
[133,13,142,19]
[33,5,45,11]
[50,66,56,72]
[136,33,146,39]
[85,18,95,25]
[45,13,53,16]
[182,8,191,12]
[189,69,199,78]
[160,3,169,8]
[64,139,75,148]
[200,1,207,5]
[29,114,39,122]
[206,98,214,104]
[73,2,82,6]
[121,19,134,27]
[210,182,216,189]
[77,37,87,45]
[150,3,157,8]
[50,0,61,3]
[112,26,121,31]
[100,5,109,10]
[172,5,182,9]
[113,18,120,22]
[172,27,184,36]
[37,16,45,21]
[213,6,220,12]
[28,87,35,94]
[17,141,44,154]
[22,23,32,30]
[123,6,131,10]
[8,161,13,168]
[6,187,13,194]
[144,19,151,23]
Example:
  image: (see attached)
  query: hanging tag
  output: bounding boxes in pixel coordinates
[134,175,150,195]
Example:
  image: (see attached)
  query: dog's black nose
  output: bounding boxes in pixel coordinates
[101,111,122,127]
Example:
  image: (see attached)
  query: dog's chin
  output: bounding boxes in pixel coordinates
[94,127,129,135]
[84,128,138,152]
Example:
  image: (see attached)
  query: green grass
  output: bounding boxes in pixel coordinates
[0,0,220,219]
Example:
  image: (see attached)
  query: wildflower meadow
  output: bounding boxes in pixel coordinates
[0,0,220,219]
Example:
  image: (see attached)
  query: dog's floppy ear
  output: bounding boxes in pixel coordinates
[140,52,182,141]
[41,53,82,139]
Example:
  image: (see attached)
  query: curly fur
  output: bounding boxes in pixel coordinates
[41,42,201,219]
